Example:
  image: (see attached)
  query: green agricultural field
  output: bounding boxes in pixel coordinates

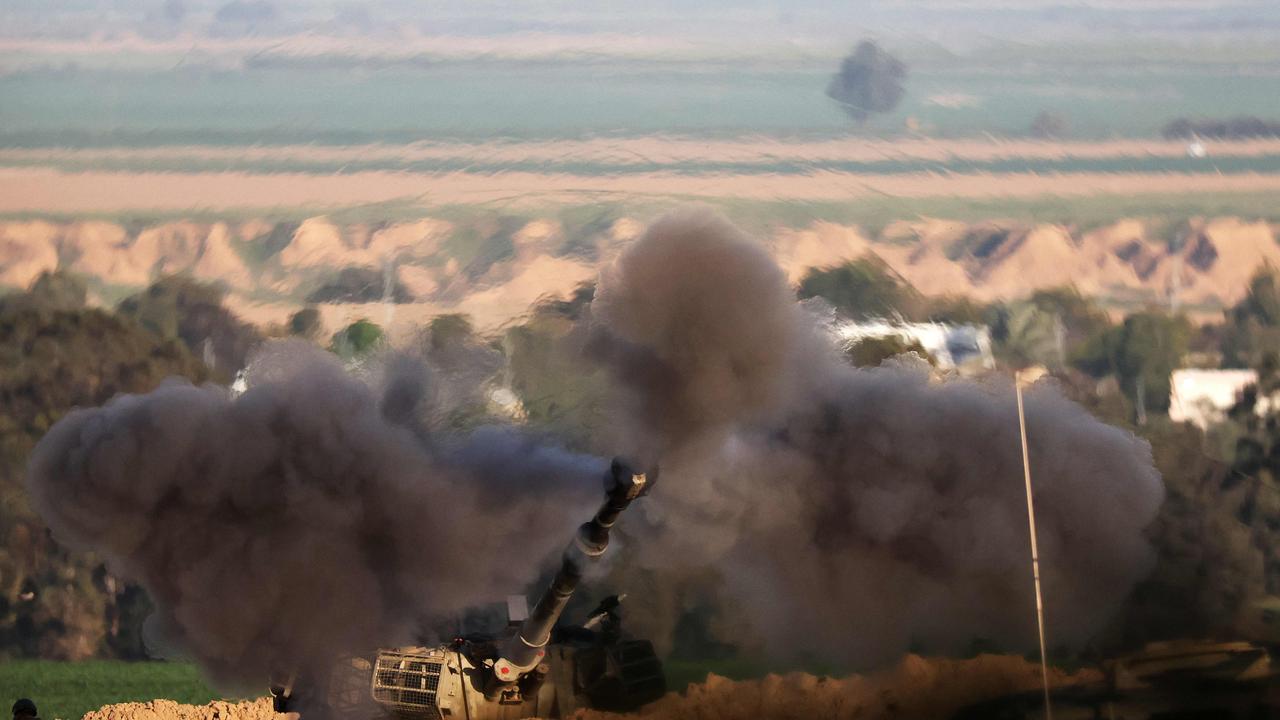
[710,190,1280,237]
[8,188,1279,234]
[0,660,224,720]
[6,57,1280,143]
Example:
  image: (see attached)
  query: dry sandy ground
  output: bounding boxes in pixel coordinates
[80,698,287,720]
[7,167,1280,213]
[83,655,1098,720]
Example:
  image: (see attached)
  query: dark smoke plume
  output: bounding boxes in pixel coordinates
[589,208,1164,666]
[589,210,828,457]
[26,208,1164,689]
[26,341,601,689]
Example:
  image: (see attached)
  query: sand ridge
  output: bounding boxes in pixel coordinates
[3,214,1277,331]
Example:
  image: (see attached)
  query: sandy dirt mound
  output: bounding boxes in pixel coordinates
[235,219,274,243]
[515,219,562,247]
[277,218,452,272]
[278,217,350,269]
[1081,220,1156,283]
[573,654,1099,720]
[881,217,970,248]
[397,264,440,298]
[131,222,205,276]
[973,224,1131,299]
[82,698,288,720]
[192,222,252,288]
[879,247,971,299]
[513,219,564,263]
[1084,219,1147,251]
[64,221,251,289]
[0,220,60,287]
[872,218,974,297]
[365,219,451,261]
[62,220,146,285]
[1178,217,1280,306]
[609,218,644,243]
[457,254,595,327]
[771,222,876,283]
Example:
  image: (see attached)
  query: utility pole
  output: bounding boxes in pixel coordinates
[1016,368,1053,720]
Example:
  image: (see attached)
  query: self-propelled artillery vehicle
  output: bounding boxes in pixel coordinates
[272,458,667,719]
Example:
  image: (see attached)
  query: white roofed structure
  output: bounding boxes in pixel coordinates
[829,319,995,374]
[1168,368,1265,429]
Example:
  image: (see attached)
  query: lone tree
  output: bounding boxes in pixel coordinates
[827,41,908,124]
[287,306,323,340]
[331,318,384,358]
[1030,110,1070,139]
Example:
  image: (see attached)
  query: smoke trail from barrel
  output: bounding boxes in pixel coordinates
[26,341,602,689]
[589,208,1163,666]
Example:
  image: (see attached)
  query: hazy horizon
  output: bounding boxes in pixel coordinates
[5,0,1280,54]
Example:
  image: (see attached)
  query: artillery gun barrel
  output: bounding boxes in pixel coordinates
[493,458,652,680]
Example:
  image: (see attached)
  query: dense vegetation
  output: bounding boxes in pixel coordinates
[116,276,260,380]
[0,274,210,663]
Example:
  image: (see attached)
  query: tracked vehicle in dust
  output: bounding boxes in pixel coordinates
[272,458,667,719]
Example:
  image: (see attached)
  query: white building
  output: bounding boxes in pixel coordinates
[1168,368,1271,429]
[829,319,996,374]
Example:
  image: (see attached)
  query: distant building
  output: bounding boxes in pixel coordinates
[1168,368,1271,429]
[800,298,995,374]
[230,369,248,396]
[829,319,995,374]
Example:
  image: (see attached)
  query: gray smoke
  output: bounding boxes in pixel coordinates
[589,209,1164,666]
[589,210,823,457]
[25,208,1164,688]
[26,341,602,689]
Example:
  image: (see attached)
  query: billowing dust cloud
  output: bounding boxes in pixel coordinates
[26,342,602,688]
[589,208,1164,667]
[26,208,1164,689]
[589,210,823,456]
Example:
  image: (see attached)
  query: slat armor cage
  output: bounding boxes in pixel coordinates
[372,650,444,718]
